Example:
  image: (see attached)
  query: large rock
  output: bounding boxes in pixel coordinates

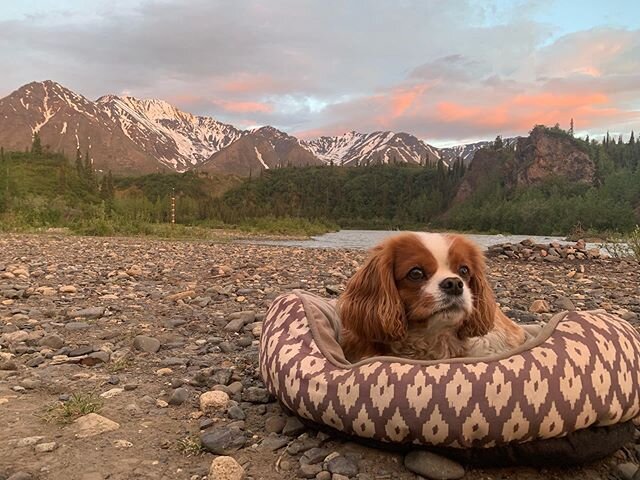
[208,456,245,480]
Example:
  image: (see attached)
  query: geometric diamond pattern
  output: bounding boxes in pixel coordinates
[260,292,640,447]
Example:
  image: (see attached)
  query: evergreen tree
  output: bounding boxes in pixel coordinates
[569,118,574,136]
[75,149,84,177]
[0,147,4,162]
[629,131,635,145]
[32,133,43,155]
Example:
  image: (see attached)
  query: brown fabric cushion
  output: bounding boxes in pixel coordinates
[260,290,640,449]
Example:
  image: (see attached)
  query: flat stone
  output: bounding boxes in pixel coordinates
[73,413,120,438]
[100,388,124,399]
[617,462,639,480]
[404,450,465,480]
[260,434,289,451]
[59,285,77,294]
[65,322,90,331]
[200,426,246,455]
[282,416,305,436]
[68,307,105,319]
[241,386,271,404]
[34,442,57,453]
[326,456,358,477]
[69,345,94,357]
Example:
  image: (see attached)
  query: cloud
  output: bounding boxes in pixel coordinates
[0,0,638,143]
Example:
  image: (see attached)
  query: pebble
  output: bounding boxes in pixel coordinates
[168,387,189,406]
[299,463,323,478]
[241,386,271,404]
[133,335,161,353]
[227,405,246,420]
[529,299,551,313]
[555,296,576,310]
[404,451,465,480]
[59,285,77,294]
[73,413,121,438]
[264,415,286,434]
[200,390,230,413]
[39,334,65,349]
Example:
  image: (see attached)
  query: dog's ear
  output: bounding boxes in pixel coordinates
[338,244,406,342]
[457,239,495,338]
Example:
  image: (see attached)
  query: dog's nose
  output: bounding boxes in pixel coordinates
[439,277,463,296]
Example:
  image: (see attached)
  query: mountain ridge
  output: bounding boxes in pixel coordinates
[1,80,503,175]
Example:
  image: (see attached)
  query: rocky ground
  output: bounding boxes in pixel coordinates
[0,233,639,480]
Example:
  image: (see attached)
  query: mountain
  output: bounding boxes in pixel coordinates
[0,81,163,174]
[454,126,595,203]
[96,95,245,170]
[439,137,519,165]
[198,126,323,176]
[301,131,442,166]
[0,80,248,174]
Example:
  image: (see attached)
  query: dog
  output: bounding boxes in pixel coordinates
[337,232,528,362]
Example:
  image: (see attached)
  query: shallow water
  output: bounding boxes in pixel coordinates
[240,229,596,251]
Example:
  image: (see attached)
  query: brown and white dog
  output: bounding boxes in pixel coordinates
[338,232,527,362]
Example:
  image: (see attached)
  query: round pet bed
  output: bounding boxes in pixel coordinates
[259,290,640,463]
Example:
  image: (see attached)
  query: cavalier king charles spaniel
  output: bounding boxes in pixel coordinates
[338,232,527,362]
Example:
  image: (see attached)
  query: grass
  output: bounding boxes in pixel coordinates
[599,225,640,261]
[39,392,104,424]
[106,355,134,373]
[176,435,204,457]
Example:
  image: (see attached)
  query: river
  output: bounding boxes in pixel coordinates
[240,229,603,251]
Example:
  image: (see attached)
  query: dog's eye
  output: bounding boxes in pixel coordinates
[407,267,425,281]
[458,265,470,277]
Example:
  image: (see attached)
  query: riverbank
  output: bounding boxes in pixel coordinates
[1,234,639,480]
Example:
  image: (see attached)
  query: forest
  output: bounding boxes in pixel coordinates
[1,126,639,237]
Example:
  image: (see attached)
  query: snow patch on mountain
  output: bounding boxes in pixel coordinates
[301,131,442,166]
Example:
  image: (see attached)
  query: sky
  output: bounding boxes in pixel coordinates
[1,0,639,146]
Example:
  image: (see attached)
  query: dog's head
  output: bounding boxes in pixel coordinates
[338,232,495,344]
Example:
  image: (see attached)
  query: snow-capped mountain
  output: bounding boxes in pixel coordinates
[439,138,519,165]
[199,126,323,177]
[0,80,516,177]
[301,131,442,166]
[97,95,245,171]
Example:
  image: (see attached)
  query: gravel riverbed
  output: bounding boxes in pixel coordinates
[0,234,639,480]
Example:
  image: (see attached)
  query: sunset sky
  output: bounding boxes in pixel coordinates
[1,0,639,146]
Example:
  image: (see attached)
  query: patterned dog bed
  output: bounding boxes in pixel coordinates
[259,290,640,461]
